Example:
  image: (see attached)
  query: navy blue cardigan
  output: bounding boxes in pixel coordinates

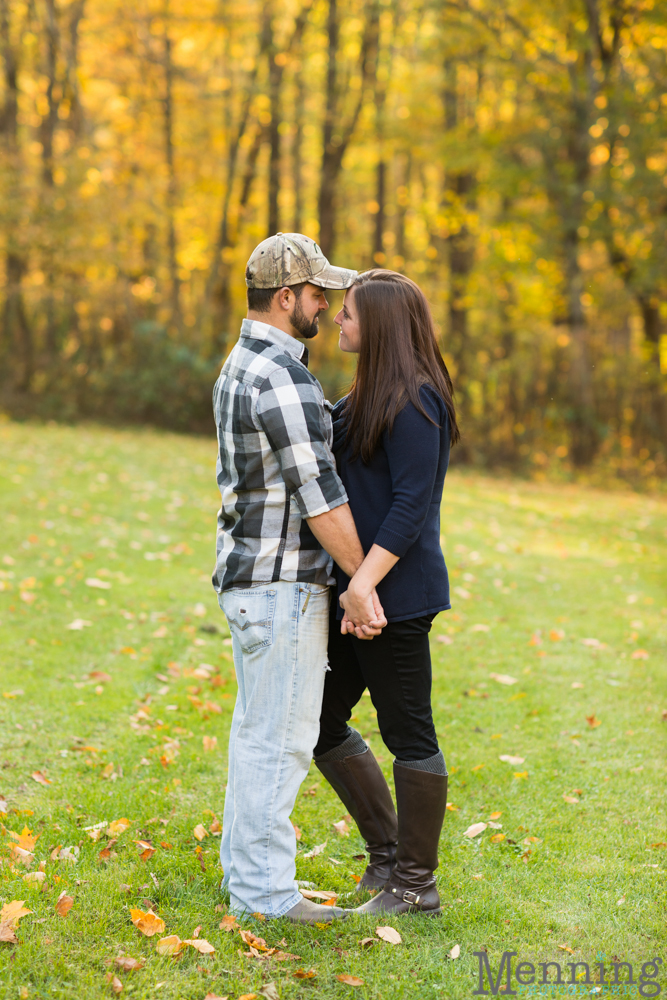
[332,385,451,623]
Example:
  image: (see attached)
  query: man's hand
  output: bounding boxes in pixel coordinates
[339,586,387,640]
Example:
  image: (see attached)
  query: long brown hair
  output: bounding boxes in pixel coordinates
[343,269,460,463]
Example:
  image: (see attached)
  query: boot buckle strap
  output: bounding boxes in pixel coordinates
[391,887,421,905]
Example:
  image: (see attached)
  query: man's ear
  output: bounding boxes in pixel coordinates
[277,286,292,311]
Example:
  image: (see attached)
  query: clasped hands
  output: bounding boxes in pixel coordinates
[339,581,387,640]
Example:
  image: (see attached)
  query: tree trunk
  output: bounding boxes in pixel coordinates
[318,0,379,258]
[205,8,293,347]
[0,0,32,389]
[292,54,305,233]
[373,159,386,262]
[40,0,62,358]
[372,13,388,265]
[395,151,410,260]
[209,125,265,354]
[65,1,85,137]
[40,0,59,188]
[441,59,475,460]
[636,292,666,448]
[501,336,520,463]
[446,175,474,354]
[562,82,598,467]
[5,254,33,390]
[637,294,662,365]
[318,0,340,258]
[563,226,598,466]
[163,26,181,331]
[443,59,471,346]
[265,10,281,237]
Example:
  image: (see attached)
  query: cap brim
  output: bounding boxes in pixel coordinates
[308,263,358,290]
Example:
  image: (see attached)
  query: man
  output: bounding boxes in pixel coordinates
[212,233,386,923]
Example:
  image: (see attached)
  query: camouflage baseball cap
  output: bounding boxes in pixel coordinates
[246,233,357,290]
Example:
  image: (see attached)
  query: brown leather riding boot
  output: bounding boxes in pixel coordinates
[355,758,448,916]
[315,740,398,891]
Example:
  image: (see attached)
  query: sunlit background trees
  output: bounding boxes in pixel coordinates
[1,0,666,482]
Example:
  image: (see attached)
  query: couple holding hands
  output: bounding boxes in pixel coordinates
[212,232,459,923]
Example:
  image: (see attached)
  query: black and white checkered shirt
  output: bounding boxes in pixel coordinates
[212,319,348,592]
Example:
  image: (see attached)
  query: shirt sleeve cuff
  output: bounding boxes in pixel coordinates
[292,469,348,519]
[374,526,415,558]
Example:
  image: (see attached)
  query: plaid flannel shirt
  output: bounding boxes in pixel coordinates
[212,319,348,592]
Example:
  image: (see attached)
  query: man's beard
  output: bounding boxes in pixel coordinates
[290,299,320,340]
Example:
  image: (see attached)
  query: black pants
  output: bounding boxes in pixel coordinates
[314,601,440,762]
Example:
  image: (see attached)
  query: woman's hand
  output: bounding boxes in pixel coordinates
[339,586,387,640]
[339,543,399,639]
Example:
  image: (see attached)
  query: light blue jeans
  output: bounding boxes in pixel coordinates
[218,580,330,917]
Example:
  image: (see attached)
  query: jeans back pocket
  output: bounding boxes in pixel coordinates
[221,588,276,653]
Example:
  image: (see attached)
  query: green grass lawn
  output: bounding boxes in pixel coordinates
[0,420,666,1000]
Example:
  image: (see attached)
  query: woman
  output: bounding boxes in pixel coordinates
[313,269,459,916]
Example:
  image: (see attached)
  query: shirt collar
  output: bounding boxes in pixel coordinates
[240,318,309,368]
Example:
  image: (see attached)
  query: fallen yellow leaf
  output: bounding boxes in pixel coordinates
[106,973,123,994]
[55,892,73,917]
[489,672,518,686]
[114,956,145,971]
[0,901,32,929]
[183,938,215,954]
[464,822,487,838]
[300,889,338,902]
[23,871,46,884]
[238,929,269,952]
[337,975,364,986]
[156,935,185,956]
[376,925,402,945]
[0,923,18,943]
[193,824,208,842]
[130,909,165,937]
[303,841,326,858]
[10,845,34,867]
[107,818,131,837]
[10,827,39,852]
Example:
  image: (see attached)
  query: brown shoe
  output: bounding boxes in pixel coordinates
[315,742,398,891]
[355,761,448,916]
